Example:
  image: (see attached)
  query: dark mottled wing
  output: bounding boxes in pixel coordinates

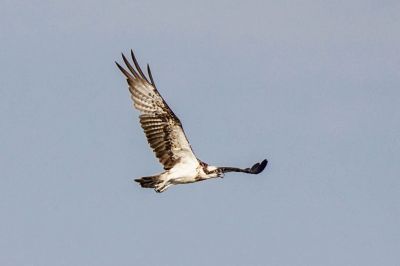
[116,51,197,170]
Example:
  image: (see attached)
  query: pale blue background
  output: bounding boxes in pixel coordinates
[1,1,399,265]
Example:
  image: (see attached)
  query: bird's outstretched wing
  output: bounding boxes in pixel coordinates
[116,51,197,170]
[218,159,268,174]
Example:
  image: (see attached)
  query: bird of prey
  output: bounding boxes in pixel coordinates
[116,51,268,193]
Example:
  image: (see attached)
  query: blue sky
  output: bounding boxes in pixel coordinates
[1,1,399,265]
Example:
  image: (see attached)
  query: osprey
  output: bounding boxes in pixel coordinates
[116,51,268,193]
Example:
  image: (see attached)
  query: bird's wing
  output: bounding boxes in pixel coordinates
[218,159,268,174]
[116,51,198,170]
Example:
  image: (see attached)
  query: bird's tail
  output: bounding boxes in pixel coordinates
[134,175,162,188]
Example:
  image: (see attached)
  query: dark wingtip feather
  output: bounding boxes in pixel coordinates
[115,61,134,80]
[121,52,140,78]
[251,159,268,174]
[130,50,149,83]
[147,64,156,86]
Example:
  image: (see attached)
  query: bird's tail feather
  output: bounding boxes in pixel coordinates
[134,175,162,188]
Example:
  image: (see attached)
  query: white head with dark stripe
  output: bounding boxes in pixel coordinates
[199,161,224,178]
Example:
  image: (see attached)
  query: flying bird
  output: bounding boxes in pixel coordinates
[116,51,268,192]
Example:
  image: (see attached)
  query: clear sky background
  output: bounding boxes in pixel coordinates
[1,1,399,265]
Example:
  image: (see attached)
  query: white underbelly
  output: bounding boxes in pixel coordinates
[166,161,199,184]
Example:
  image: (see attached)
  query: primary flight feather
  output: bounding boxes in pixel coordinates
[116,50,267,193]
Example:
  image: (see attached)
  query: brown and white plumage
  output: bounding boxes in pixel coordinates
[116,51,196,172]
[116,50,268,193]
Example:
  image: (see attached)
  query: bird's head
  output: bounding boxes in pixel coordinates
[206,165,224,178]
